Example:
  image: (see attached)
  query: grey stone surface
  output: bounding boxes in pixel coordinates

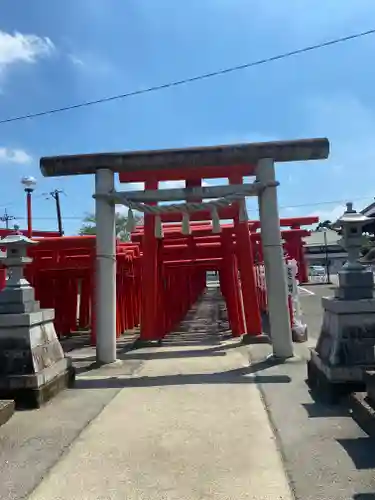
[0,357,69,390]
[335,287,374,300]
[0,236,71,407]
[0,300,40,314]
[322,296,375,314]
[318,309,375,363]
[0,287,35,304]
[366,371,375,403]
[309,244,375,387]
[339,269,374,288]
[335,268,374,300]
[0,308,54,327]
[0,399,14,427]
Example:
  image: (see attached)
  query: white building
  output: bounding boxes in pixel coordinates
[304,229,346,274]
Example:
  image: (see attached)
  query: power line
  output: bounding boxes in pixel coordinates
[11,194,375,220]
[0,27,374,125]
[0,209,16,229]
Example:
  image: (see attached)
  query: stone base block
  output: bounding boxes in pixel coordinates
[132,338,163,350]
[349,392,375,436]
[365,370,375,402]
[0,400,15,427]
[335,287,374,300]
[316,301,375,369]
[0,363,75,409]
[242,333,270,345]
[307,353,365,405]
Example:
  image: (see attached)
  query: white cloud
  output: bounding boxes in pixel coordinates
[311,204,347,224]
[0,147,32,165]
[115,205,129,216]
[0,30,54,75]
[68,54,85,67]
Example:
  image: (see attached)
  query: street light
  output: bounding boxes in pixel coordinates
[21,176,37,238]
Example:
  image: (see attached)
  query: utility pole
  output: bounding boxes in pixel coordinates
[0,209,16,229]
[50,189,64,236]
[323,228,331,284]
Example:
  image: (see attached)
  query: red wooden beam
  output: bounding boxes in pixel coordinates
[119,164,256,183]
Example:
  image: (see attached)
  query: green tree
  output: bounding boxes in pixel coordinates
[315,219,333,231]
[79,212,142,242]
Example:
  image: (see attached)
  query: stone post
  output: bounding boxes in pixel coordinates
[95,169,117,364]
[256,158,294,359]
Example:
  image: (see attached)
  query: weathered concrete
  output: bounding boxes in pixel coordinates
[0,284,374,500]
[27,293,293,500]
[0,361,141,500]
[0,399,14,427]
[251,284,375,500]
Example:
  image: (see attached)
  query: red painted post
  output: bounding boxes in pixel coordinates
[232,256,246,335]
[0,267,6,291]
[26,191,32,238]
[229,175,262,337]
[221,231,242,337]
[140,178,160,341]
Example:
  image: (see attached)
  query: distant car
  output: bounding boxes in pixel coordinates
[309,265,326,277]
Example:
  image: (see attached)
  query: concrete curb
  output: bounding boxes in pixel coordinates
[349,392,375,436]
[0,400,15,428]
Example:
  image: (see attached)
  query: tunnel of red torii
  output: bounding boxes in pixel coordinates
[40,137,330,365]
[130,217,316,284]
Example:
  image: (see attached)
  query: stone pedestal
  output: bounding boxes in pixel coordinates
[308,295,375,402]
[0,235,75,409]
[307,203,375,403]
[0,305,75,408]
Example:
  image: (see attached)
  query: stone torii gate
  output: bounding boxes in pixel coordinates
[40,138,329,365]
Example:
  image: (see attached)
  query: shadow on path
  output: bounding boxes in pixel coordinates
[338,437,375,470]
[75,357,291,390]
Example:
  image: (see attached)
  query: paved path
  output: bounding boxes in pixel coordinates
[25,291,293,500]
[2,284,375,499]
[251,283,375,500]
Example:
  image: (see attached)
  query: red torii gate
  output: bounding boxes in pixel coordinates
[131,223,314,339]
[40,138,329,364]
[132,216,317,283]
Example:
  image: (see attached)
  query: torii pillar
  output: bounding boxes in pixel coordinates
[256,159,293,359]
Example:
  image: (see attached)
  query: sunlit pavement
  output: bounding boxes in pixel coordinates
[247,278,375,500]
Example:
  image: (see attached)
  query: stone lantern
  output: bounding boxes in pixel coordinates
[335,202,373,300]
[307,202,375,403]
[1,234,37,296]
[339,202,371,267]
[0,234,75,408]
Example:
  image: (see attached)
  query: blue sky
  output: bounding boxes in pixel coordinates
[1,0,375,234]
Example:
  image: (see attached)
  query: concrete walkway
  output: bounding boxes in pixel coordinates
[27,292,293,500]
